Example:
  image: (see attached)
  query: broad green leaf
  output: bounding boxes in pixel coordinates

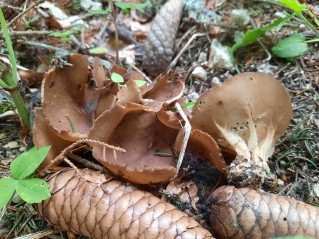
[272,34,308,58]
[88,8,111,15]
[114,2,150,14]
[10,146,51,180]
[231,16,291,62]
[276,0,306,14]
[135,80,147,87]
[0,178,17,209]
[16,178,51,203]
[111,72,124,83]
[88,47,108,54]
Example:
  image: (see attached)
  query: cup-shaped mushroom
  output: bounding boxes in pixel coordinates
[191,72,292,187]
[88,102,179,184]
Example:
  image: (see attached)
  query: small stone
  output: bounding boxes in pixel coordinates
[277,179,284,186]
[211,76,221,86]
[187,92,199,102]
[257,63,278,74]
[192,66,207,80]
[0,133,5,140]
[313,184,319,197]
[198,52,208,63]
[231,9,250,27]
[208,39,233,70]
[80,0,102,11]
[4,141,19,149]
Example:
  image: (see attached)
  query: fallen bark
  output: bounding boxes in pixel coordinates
[38,168,214,239]
[207,185,319,239]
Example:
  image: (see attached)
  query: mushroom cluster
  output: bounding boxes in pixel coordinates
[191,72,292,187]
[33,54,292,188]
[33,53,188,184]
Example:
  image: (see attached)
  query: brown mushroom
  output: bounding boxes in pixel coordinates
[88,102,178,184]
[191,72,292,187]
[33,109,72,170]
[42,54,95,141]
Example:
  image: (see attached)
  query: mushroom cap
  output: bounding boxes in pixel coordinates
[88,102,178,184]
[191,72,292,161]
[33,109,72,170]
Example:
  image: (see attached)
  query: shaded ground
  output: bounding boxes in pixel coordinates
[0,0,318,238]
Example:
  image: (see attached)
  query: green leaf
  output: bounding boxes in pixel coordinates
[272,34,308,58]
[114,2,150,14]
[50,30,75,37]
[0,178,17,209]
[231,16,291,62]
[0,78,10,88]
[88,8,111,15]
[10,146,51,180]
[88,47,108,54]
[15,178,51,203]
[181,101,196,109]
[135,80,147,87]
[276,0,306,15]
[111,72,124,83]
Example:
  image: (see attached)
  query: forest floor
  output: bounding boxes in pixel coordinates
[0,0,318,238]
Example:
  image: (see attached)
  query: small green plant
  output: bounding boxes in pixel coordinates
[0,146,51,209]
[50,30,77,44]
[88,1,150,15]
[232,0,319,69]
[88,47,108,54]
[107,72,146,88]
[272,34,319,58]
[114,1,151,14]
[0,6,31,129]
[231,16,290,66]
[275,0,319,36]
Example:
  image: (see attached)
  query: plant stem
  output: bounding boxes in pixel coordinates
[0,7,17,84]
[305,38,319,43]
[0,7,31,129]
[108,0,119,64]
[3,73,31,129]
[299,14,319,37]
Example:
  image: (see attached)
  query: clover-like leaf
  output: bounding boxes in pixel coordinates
[111,72,124,83]
[135,80,147,87]
[10,146,51,180]
[0,178,17,209]
[16,178,51,204]
[272,34,308,58]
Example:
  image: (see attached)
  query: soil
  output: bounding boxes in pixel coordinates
[0,0,318,238]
